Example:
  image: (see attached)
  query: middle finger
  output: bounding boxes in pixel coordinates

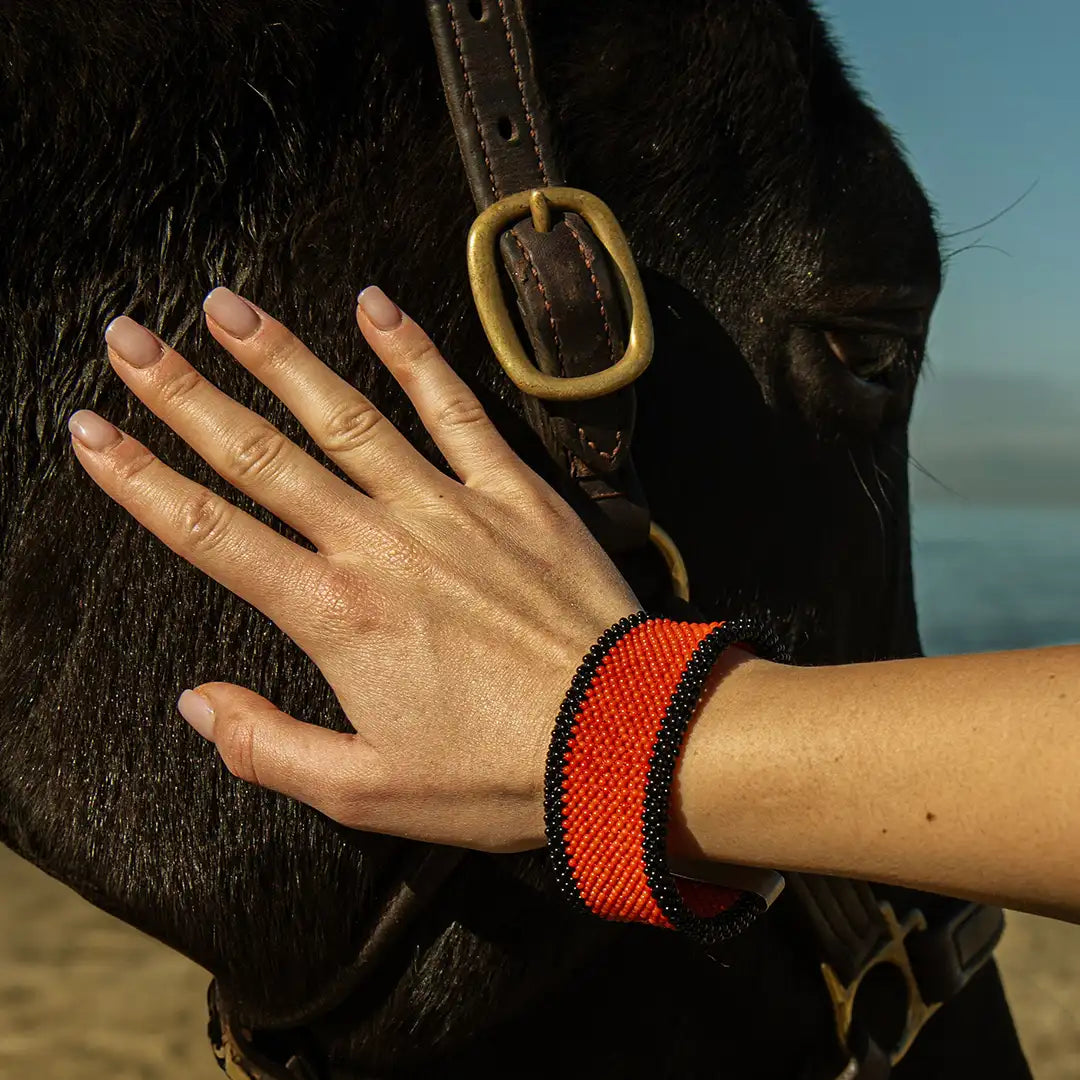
[199,288,454,501]
[104,314,365,555]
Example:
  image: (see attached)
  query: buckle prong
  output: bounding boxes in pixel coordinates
[648,521,691,603]
[528,189,552,233]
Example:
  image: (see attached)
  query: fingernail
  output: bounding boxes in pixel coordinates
[104,315,165,368]
[68,409,122,451]
[177,689,215,740]
[202,287,261,340]
[357,286,402,330]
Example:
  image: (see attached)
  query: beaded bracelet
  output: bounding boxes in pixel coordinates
[543,611,787,946]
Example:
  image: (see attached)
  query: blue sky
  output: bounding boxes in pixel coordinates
[819,0,1078,504]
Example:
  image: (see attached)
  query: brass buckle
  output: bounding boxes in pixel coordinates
[821,902,942,1068]
[466,186,654,401]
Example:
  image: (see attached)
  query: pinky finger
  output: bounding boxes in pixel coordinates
[178,682,376,825]
[355,286,534,490]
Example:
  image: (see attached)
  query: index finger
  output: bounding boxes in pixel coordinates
[355,286,538,492]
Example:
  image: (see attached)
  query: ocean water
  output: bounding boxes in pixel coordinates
[912,502,1080,655]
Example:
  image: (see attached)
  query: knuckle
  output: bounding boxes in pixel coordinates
[305,563,368,631]
[535,489,575,527]
[510,485,576,539]
[156,367,203,407]
[439,491,486,530]
[412,342,443,369]
[177,489,235,555]
[216,718,260,786]
[321,398,385,454]
[112,445,159,487]
[398,342,442,385]
[254,332,302,376]
[433,391,487,431]
[226,424,291,483]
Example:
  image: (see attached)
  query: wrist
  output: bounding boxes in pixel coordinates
[543,615,785,944]
[668,650,785,866]
[515,607,646,852]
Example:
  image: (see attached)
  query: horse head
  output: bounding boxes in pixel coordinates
[2,3,984,1076]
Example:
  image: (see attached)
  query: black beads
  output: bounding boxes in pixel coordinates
[543,610,648,915]
[640,616,788,947]
[543,610,788,948]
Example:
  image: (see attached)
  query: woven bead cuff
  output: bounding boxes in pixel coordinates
[544,612,786,947]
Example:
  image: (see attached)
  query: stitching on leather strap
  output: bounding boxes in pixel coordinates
[577,425,624,462]
[563,217,617,365]
[514,227,625,463]
[447,2,500,200]
[497,2,617,379]
[511,232,567,377]
[498,0,548,184]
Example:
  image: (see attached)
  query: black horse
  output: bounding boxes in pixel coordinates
[0,1,1032,1076]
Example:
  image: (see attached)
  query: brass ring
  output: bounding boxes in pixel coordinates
[648,521,690,603]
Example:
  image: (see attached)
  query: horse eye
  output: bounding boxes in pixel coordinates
[823,329,895,381]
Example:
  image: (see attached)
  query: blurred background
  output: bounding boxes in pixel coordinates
[826,1,1080,1075]
[1,2,1077,1076]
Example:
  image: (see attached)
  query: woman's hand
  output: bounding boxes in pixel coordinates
[67,286,639,852]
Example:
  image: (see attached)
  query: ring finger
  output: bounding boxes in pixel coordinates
[66,414,353,659]
[104,313,367,554]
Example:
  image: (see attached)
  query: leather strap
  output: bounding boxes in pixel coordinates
[906,896,1005,1003]
[790,875,892,987]
[788,875,1003,999]
[426,0,651,553]
[208,845,468,1080]
[209,981,319,1080]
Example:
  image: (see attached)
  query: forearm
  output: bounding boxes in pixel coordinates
[670,645,1080,919]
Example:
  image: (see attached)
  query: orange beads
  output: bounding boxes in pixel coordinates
[560,618,728,927]
[544,612,789,947]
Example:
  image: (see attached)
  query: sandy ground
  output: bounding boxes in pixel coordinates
[1,846,1077,1078]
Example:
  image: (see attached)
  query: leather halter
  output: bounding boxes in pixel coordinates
[428,0,655,560]
[208,5,1005,1078]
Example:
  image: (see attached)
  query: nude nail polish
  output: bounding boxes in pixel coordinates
[68,409,122,451]
[202,287,261,340]
[177,689,215,740]
[357,286,402,330]
[104,316,164,368]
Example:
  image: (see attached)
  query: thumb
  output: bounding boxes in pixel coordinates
[177,682,369,820]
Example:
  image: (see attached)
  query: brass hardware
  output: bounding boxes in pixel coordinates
[211,984,285,1080]
[529,189,552,233]
[821,902,942,1068]
[212,1026,266,1080]
[648,521,690,603]
[467,186,654,401]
